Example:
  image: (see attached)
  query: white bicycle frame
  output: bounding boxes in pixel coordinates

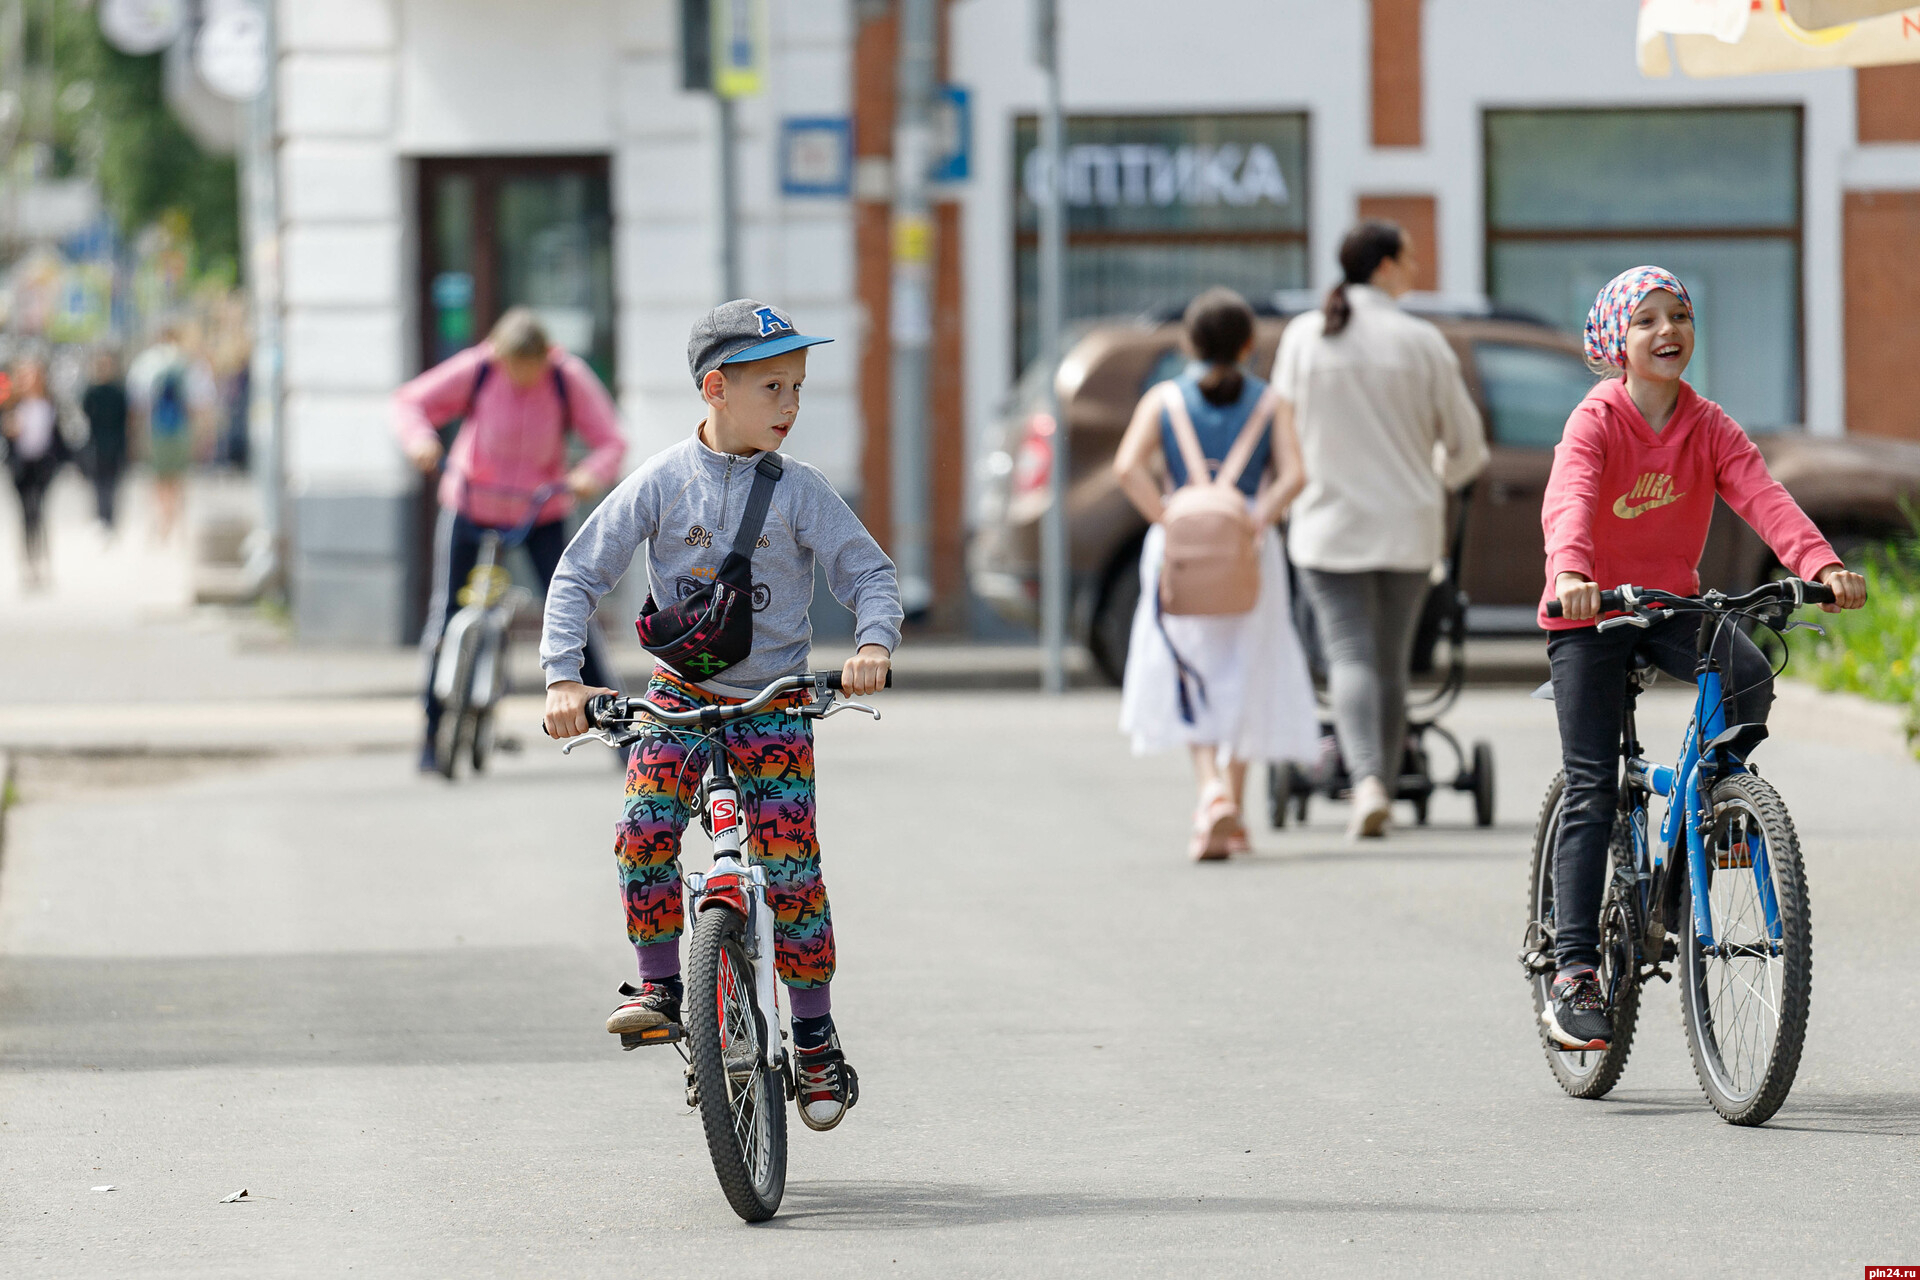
[683,764,786,1071]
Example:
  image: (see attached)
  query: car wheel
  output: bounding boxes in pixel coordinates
[1088,541,1143,687]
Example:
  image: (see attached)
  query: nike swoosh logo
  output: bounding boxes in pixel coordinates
[1612,491,1685,519]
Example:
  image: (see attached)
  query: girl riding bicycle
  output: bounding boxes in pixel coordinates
[1539,265,1865,1051]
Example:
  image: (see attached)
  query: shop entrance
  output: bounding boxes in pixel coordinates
[407,154,614,638]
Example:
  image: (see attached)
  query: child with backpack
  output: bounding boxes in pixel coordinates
[541,300,901,1130]
[1113,289,1319,860]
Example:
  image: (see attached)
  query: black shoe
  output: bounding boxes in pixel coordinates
[607,980,681,1034]
[1543,968,1613,1050]
[417,740,440,774]
[793,1030,859,1131]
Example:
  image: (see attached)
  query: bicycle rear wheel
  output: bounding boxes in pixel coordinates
[686,906,788,1221]
[1526,773,1641,1099]
[1679,772,1811,1126]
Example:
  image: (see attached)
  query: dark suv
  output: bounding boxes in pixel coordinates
[970,298,1920,683]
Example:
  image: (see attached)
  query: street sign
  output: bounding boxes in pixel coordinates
[780,118,852,197]
[931,85,971,184]
[711,0,766,99]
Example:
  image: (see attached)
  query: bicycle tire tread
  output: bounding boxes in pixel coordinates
[686,907,787,1221]
[1679,772,1811,1127]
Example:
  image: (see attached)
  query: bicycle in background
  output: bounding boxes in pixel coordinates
[1521,577,1838,1126]
[430,482,565,780]
[557,670,886,1222]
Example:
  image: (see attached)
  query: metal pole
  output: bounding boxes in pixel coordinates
[716,92,741,300]
[1036,0,1068,693]
[887,0,936,616]
[242,0,284,600]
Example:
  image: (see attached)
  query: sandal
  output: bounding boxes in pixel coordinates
[1189,784,1238,861]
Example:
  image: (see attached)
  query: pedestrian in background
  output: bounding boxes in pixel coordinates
[1114,288,1319,860]
[3,355,64,591]
[127,325,212,542]
[395,306,627,774]
[81,348,130,536]
[1272,221,1488,840]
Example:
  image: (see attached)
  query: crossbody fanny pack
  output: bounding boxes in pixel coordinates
[636,451,784,683]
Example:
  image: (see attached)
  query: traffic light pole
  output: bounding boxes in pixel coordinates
[888,0,936,616]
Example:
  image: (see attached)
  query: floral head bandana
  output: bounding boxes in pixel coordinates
[1583,266,1693,371]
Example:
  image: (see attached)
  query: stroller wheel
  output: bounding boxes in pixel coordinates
[1472,741,1497,827]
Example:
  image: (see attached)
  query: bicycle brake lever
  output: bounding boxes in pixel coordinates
[561,729,620,754]
[1780,618,1826,636]
[1595,614,1652,633]
[820,699,881,721]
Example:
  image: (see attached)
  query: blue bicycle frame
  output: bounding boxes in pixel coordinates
[1622,660,1781,956]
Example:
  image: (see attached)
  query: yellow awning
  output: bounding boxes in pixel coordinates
[1639,0,1920,77]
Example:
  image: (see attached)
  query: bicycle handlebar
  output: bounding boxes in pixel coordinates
[1545,577,1836,619]
[585,669,893,729]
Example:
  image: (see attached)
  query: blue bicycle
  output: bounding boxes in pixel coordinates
[1521,576,1838,1126]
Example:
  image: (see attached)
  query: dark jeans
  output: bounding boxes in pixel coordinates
[420,507,613,741]
[1546,616,1774,971]
[9,455,58,564]
[92,453,125,528]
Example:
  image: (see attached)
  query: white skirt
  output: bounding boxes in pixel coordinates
[1119,522,1320,763]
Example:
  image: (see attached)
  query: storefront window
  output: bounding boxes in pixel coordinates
[1013,113,1309,372]
[1485,107,1801,430]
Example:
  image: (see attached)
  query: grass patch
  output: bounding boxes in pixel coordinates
[1779,537,1920,752]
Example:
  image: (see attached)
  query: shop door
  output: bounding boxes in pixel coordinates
[408,155,614,638]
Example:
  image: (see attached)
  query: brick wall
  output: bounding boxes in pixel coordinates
[1356,195,1437,290]
[1843,190,1920,442]
[1370,0,1422,148]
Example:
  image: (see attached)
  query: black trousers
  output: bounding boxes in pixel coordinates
[420,506,613,741]
[9,455,58,563]
[92,452,125,528]
[1546,616,1774,971]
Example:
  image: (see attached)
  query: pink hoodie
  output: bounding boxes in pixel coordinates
[1538,378,1838,630]
[393,344,626,529]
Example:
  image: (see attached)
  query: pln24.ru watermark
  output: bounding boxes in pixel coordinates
[1866,1268,1919,1279]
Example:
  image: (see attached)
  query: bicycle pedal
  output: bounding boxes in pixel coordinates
[619,1023,686,1051]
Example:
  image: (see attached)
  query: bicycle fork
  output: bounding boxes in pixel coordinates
[684,753,787,1074]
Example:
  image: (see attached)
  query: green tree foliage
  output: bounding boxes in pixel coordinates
[49,4,239,280]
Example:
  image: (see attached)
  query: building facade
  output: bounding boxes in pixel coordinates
[271,0,1920,642]
[275,0,861,642]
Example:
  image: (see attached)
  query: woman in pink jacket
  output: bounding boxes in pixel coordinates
[394,307,627,772]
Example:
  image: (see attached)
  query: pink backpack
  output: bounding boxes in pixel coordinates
[1156,381,1277,616]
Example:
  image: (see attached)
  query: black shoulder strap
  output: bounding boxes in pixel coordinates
[729,452,785,557]
[468,359,491,414]
[550,364,570,432]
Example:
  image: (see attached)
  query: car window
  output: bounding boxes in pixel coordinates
[1473,342,1599,449]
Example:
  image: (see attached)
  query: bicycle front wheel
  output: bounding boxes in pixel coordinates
[1679,772,1812,1126]
[686,906,788,1222]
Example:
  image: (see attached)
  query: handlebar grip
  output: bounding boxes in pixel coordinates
[1545,589,1627,619]
[1798,579,1835,606]
[814,670,893,692]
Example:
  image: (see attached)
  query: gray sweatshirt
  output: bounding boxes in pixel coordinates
[541,430,903,696]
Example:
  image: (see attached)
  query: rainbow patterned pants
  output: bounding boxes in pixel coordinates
[614,672,834,989]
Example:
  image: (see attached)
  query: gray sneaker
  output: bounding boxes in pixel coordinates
[1543,969,1613,1050]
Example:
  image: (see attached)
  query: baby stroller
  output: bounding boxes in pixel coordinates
[1268,488,1496,829]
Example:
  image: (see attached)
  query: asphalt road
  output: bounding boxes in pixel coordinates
[3,686,1917,1277]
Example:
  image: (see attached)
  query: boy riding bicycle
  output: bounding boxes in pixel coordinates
[541,300,901,1130]
[1538,266,1865,1052]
